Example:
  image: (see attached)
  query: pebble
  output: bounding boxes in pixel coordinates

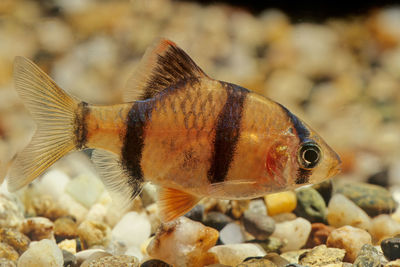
[62,249,77,267]
[305,223,334,248]
[65,173,104,209]
[236,257,277,267]
[254,237,284,253]
[326,194,372,230]
[28,194,67,221]
[229,200,250,219]
[145,203,161,234]
[271,217,311,252]
[248,199,268,216]
[77,220,111,249]
[0,258,16,267]
[0,194,24,229]
[0,242,19,261]
[294,187,327,223]
[271,213,297,223]
[264,191,297,216]
[264,253,290,266]
[220,222,246,244]
[370,214,400,243]
[86,203,107,222]
[36,169,70,200]
[381,237,400,261]
[353,244,381,267]
[298,245,345,266]
[280,249,310,264]
[54,216,78,242]
[312,180,332,205]
[209,243,266,266]
[140,259,172,267]
[18,239,63,267]
[57,193,89,224]
[243,210,275,240]
[0,227,30,254]
[184,204,204,222]
[334,181,397,217]
[75,249,109,266]
[140,183,158,207]
[111,212,151,248]
[147,217,219,266]
[82,255,139,267]
[203,211,233,231]
[20,217,55,241]
[327,225,372,263]
[57,239,77,254]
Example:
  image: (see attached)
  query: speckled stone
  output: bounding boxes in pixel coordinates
[381,237,400,261]
[294,187,327,223]
[203,211,233,231]
[334,182,397,217]
[353,244,381,267]
[83,255,139,267]
[0,227,30,254]
[298,245,345,266]
[243,210,275,240]
[140,259,172,267]
[280,249,310,264]
[0,242,19,261]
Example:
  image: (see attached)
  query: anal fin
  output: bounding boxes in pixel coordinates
[158,187,201,222]
[91,149,143,209]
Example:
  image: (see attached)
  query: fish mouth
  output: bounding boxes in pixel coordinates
[327,162,342,178]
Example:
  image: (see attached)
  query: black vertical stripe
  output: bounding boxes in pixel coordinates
[75,101,89,150]
[121,100,153,194]
[207,82,249,184]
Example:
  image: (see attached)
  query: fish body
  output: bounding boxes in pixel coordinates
[7,39,341,221]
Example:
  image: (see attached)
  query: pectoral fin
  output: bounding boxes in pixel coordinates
[158,187,201,222]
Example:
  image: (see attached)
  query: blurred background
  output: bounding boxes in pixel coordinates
[0,0,400,188]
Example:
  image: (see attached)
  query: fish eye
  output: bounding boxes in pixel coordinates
[298,142,321,169]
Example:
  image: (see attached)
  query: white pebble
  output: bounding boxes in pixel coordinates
[209,243,266,266]
[86,203,107,222]
[219,222,245,244]
[58,193,88,223]
[327,194,371,231]
[112,212,151,248]
[65,173,104,208]
[37,170,70,201]
[271,217,311,252]
[370,214,400,243]
[18,239,63,267]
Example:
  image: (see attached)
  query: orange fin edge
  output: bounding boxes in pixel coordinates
[158,187,201,222]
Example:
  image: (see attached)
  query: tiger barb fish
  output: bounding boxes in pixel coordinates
[6,39,341,222]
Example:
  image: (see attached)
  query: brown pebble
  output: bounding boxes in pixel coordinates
[54,216,78,241]
[305,223,334,248]
[20,217,54,241]
[0,242,19,262]
[80,251,113,267]
[77,220,111,249]
[0,228,30,254]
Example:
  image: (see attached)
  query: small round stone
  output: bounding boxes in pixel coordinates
[0,242,19,261]
[327,225,372,263]
[184,204,204,222]
[20,217,55,241]
[77,220,111,249]
[203,211,233,231]
[18,239,63,267]
[236,257,277,267]
[243,210,275,240]
[265,191,297,216]
[0,227,30,254]
[381,237,400,261]
[353,244,381,267]
[271,217,311,252]
[305,223,334,248]
[298,245,345,266]
[83,255,139,267]
[140,259,172,267]
[294,187,326,223]
[220,222,245,244]
[54,216,78,242]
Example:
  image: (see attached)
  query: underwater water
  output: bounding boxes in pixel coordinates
[0,0,399,266]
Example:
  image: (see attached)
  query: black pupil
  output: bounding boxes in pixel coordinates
[304,148,318,163]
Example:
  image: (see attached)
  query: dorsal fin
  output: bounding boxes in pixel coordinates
[123,38,207,102]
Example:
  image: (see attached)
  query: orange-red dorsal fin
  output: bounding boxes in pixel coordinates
[123,38,207,102]
[158,187,202,222]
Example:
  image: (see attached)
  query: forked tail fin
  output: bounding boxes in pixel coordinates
[8,57,80,192]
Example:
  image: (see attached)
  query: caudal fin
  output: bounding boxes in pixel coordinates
[8,57,79,192]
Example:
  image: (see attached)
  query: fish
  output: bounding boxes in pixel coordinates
[6,38,341,222]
